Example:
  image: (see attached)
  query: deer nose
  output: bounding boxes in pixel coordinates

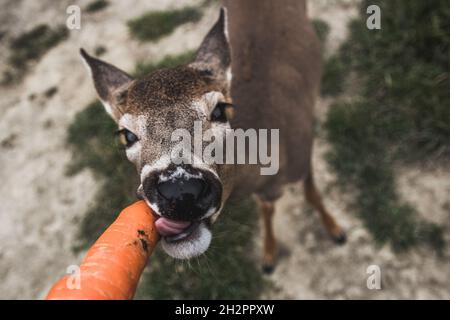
[142,166,223,222]
[157,178,206,202]
[156,177,209,220]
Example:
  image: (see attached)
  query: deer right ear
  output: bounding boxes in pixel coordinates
[189,8,231,90]
[80,48,133,122]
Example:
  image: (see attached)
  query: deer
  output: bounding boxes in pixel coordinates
[80,0,346,273]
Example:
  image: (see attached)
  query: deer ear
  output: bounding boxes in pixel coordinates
[80,48,133,122]
[190,7,231,88]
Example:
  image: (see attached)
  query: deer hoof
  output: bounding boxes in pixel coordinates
[332,231,347,245]
[262,263,275,274]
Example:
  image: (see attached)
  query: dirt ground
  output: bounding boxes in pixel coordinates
[0,0,449,299]
[261,97,450,299]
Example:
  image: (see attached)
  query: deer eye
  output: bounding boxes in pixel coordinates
[210,102,234,123]
[117,129,138,147]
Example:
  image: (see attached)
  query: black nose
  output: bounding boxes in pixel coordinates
[143,166,223,222]
[157,178,206,202]
[156,177,211,221]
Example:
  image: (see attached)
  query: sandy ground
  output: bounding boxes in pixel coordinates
[0,0,449,299]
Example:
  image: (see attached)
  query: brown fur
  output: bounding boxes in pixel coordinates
[224,0,322,201]
[224,0,345,270]
[127,68,216,112]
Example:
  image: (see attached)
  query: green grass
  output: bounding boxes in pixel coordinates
[44,86,58,98]
[325,101,445,252]
[321,55,347,96]
[323,0,449,253]
[128,7,203,42]
[311,19,348,97]
[94,45,107,56]
[312,18,331,45]
[85,0,109,13]
[134,50,196,77]
[2,24,68,84]
[67,51,265,298]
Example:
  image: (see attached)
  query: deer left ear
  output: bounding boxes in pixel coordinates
[190,7,232,89]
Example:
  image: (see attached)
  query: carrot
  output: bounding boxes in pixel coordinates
[46,200,159,300]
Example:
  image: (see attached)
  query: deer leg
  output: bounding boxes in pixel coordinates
[256,198,277,274]
[303,170,346,244]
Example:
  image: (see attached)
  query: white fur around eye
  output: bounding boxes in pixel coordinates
[118,113,147,137]
[125,141,141,162]
[118,113,133,128]
[118,113,148,164]
[192,91,224,117]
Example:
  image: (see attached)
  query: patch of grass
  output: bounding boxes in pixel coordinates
[44,86,58,98]
[128,7,202,42]
[2,24,68,84]
[134,50,196,77]
[324,0,449,253]
[200,0,220,7]
[9,24,68,66]
[94,45,107,56]
[68,51,265,298]
[85,0,109,13]
[312,18,330,45]
[326,101,445,252]
[321,55,347,96]
[1,71,15,86]
[312,18,348,97]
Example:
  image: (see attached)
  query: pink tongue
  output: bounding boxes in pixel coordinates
[155,217,191,237]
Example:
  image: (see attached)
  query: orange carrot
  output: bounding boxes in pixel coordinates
[46,200,159,300]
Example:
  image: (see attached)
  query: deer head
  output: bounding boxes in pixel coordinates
[81,9,234,259]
